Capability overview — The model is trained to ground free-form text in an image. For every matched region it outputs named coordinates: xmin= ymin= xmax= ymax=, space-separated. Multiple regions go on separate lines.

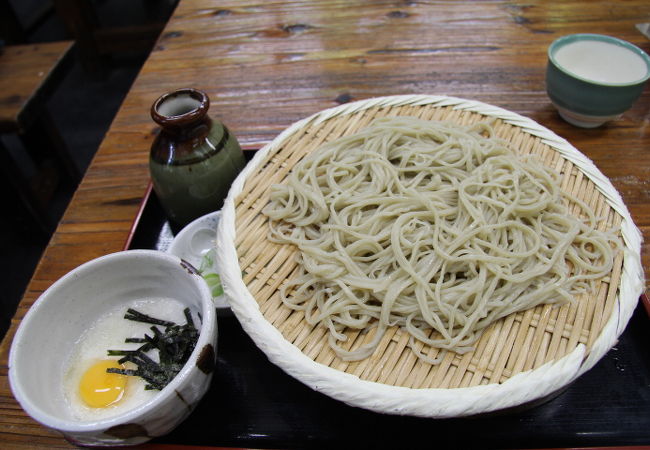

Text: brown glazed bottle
xmin=150 ymin=88 xmax=246 ymax=227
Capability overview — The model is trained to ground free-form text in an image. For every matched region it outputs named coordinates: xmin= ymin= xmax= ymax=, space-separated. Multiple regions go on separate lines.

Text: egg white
xmin=63 ymin=297 xmax=191 ymax=421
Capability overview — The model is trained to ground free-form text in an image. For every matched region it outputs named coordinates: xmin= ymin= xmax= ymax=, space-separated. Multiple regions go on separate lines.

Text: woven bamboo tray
xmin=216 ymin=95 xmax=644 ymax=417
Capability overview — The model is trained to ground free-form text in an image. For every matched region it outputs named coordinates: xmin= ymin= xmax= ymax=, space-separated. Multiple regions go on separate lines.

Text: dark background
xmin=0 ymin=0 xmax=178 ymax=340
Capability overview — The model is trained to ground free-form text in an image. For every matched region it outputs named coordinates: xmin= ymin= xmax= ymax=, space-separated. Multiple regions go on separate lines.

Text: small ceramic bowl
xmin=546 ymin=33 xmax=650 ymax=127
xmin=168 ymin=211 xmax=230 ymax=313
xmin=8 ymin=250 xmax=217 ymax=446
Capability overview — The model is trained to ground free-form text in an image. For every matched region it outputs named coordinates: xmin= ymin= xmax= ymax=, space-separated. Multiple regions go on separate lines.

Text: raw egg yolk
xmin=79 ymin=360 xmax=127 ymax=408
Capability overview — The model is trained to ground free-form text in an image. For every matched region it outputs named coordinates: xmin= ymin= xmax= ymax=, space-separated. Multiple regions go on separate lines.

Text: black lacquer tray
xmin=126 ymin=155 xmax=650 ymax=450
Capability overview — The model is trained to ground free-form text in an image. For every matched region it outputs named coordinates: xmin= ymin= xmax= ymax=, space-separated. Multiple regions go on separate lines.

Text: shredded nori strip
xmin=123 ymin=308 xmax=175 ymax=327
xmin=106 ymin=307 xmax=199 ymax=390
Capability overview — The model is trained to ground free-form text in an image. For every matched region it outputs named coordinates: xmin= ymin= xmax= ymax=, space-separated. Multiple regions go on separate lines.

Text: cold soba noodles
xmin=264 ymin=117 xmax=618 ymax=364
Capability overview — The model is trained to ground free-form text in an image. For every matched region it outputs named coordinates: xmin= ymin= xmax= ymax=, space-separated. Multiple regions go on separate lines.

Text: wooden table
xmin=1 ymin=1 xmax=649 ymax=448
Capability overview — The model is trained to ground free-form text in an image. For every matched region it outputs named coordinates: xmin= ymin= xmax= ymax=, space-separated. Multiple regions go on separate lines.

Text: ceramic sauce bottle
xmin=149 ymin=88 xmax=246 ymax=227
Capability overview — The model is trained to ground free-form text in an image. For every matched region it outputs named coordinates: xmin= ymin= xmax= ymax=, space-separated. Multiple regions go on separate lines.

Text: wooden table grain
xmin=1 ymin=1 xmax=649 ymax=448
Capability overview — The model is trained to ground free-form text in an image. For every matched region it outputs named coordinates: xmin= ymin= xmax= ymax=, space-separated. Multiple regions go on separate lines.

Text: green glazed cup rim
xmin=548 ymin=33 xmax=650 ymax=87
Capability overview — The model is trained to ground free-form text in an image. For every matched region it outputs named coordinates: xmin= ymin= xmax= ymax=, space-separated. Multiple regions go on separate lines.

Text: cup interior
xmin=548 ymin=33 xmax=650 ymax=87
xmin=9 ymin=250 xmax=212 ymax=430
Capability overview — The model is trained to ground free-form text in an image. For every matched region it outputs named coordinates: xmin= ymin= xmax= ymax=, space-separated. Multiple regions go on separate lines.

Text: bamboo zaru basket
xmin=216 ymin=95 xmax=643 ymax=417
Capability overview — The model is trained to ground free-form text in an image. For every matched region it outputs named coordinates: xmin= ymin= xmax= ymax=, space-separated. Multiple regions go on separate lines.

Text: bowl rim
xmin=548 ymin=33 xmax=650 ymax=87
xmin=8 ymin=249 xmax=216 ymax=433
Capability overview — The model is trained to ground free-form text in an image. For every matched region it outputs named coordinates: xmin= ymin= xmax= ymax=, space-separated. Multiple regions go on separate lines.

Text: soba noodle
xmin=263 ymin=117 xmax=618 ymax=363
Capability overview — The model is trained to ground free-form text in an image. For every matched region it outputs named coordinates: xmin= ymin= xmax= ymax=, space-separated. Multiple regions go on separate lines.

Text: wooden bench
xmin=0 ymin=40 xmax=79 ymax=234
